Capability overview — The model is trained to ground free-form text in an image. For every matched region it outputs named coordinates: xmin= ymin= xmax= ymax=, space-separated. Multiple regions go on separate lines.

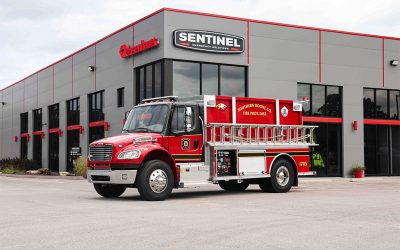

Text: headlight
xmin=117 ymin=150 xmax=141 ymax=159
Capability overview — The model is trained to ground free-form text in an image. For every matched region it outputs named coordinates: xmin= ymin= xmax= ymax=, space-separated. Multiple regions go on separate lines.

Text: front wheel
xmin=137 ymin=160 xmax=174 ymax=201
xmin=94 ymin=184 xmax=126 ymax=198
xmin=259 ymin=158 xmax=294 ymax=193
xmin=218 ymin=180 xmax=249 ymax=191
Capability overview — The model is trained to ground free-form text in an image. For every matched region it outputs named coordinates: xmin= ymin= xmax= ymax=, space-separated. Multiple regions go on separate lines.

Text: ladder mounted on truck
xmin=207 ymin=123 xmax=318 ymax=146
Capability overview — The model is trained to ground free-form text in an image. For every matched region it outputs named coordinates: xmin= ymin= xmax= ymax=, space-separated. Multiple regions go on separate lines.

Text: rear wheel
xmin=218 ymin=180 xmax=249 ymax=191
xmin=259 ymin=158 xmax=294 ymax=193
xmin=137 ymin=160 xmax=174 ymax=201
xmin=94 ymin=184 xmax=126 ymax=198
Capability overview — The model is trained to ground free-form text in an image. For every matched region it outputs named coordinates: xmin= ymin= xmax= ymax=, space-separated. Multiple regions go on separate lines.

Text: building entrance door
xmin=33 ymin=135 xmax=42 ymax=167
xmin=89 ymin=126 xmax=104 ymax=144
xmin=48 ymin=133 xmax=59 ymax=172
xmin=363 ymin=125 xmax=400 ymax=176
xmin=67 ymin=130 xmax=80 ymax=172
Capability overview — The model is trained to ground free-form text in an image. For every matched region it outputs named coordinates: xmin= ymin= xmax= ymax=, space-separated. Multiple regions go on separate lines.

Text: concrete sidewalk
xmin=300 ymin=176 xmax=400 ymax=183
xmin=0 ymin=173 xmax=84 ymax=180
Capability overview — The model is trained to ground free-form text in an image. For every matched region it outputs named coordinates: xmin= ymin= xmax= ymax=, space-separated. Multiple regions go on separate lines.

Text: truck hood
xmin=90 ymin=133 xmax=162 ymax=148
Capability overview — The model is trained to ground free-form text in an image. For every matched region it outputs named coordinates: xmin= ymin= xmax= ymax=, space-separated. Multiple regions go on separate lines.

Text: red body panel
xmin=165 ymin=134 xmax=203 ymax=162
xmin=88 ymin=95 xmax=311 ymax=178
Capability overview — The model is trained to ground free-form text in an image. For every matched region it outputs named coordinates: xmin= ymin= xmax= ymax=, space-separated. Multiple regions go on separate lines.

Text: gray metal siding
xmin=0 ymin=9 xmax=399 ymax=177
xmin=249 ymin=23 xmax=319 ymax=100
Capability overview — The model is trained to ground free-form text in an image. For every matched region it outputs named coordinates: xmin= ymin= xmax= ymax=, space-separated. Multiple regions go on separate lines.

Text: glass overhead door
xmin=392 ymin=127 xmax=400 ymax=175
xmin=308 ymin=123 xmax=342 ymax=176
xmin=48 ymin=104 xmax=60 ymax=172
xmin=364 ymin=125 xmax=400 ymax=176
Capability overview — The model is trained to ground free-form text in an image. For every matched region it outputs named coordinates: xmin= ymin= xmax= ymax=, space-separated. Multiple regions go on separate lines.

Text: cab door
xmin=166 ymin=105 xmax=203 ymax=162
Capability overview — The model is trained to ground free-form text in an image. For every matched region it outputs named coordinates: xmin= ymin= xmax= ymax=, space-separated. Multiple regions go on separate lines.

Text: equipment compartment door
xmin=238 ymin=150 xmax=266 ymax=176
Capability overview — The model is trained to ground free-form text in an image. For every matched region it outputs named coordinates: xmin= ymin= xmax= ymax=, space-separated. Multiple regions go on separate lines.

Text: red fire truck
xmin=87 ymin=95 xmax=317 ymax=201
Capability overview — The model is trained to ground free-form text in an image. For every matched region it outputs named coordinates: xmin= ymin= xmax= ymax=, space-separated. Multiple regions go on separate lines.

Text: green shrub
xmin=0 ymin=167 xmax=16 ymax=174
xmin=74 ymin=157 xmax=88 ymax=178
xmin=0 ymin=158 xmax=39 ymax=171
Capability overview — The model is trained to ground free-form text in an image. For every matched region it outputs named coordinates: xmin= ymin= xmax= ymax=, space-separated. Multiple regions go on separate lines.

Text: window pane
xmin=220 ymin=65 xmax=245 ymax=97
xmin=146 ymin=65 xmax=153 ymax=98
xmin=154 ymin=62 xmax=162 ymax=97
xmin=311 ymin=85 xmax=325 ymax=116
xmin=173 ymin=61 xmax=200 ymax=97
xmin=171 ymin=107 xmax=185 ymax=132
xmin=96 ymin=93 xmax=101 ymax=109
xmin=297 ymin=84 xmax=311 ymax=115
xmin=363 ymin=89 xmax=375 ymax=118
xmin=376 ymin=89 xmax=388 ymax=119
xmin=139 ymin=68 xmax=145 ymax=101
xmin=202 ymin=64 xmax=218 ymax=95
xmin=326 ymin=86 xmax=341 ymax=117
xmin=117 ymin=88 xmax=124 ymax=108
xmin=389 ymin=90 xmax=400 ymax=119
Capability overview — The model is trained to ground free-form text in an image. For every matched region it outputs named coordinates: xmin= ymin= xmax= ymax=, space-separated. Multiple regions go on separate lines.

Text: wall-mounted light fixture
xmin=1 ymin=102 xmax=6 ymax=106
xmin=88 ymin=66 xmax=95 ymax=72
xmin=390 ymin=60 xmax=399 ymax=66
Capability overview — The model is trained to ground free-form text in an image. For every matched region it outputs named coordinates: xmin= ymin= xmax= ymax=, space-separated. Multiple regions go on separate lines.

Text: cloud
xmin=0 ymin=0 xmax=399 ymax=89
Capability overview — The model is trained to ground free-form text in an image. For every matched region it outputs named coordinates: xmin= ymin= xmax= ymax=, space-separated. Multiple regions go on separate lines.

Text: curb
xmin=0 ymin=173 xmax=85 ymax=180
xmin=349 ymin=177 xmax=384 ymax=182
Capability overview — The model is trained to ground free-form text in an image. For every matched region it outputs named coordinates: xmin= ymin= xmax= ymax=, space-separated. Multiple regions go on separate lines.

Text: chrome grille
xmin=89 ymin=145 xmax=113 ymax=161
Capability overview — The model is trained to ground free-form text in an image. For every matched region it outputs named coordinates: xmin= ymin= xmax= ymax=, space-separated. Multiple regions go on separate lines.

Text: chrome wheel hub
xmin=276 ymin=166 xmax=290 ymax=186
xmin=149 ymin=169 xmax=168 ymax=193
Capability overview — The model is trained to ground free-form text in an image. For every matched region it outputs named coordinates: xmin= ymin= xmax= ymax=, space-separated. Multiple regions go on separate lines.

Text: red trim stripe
xmin=20 ymin=133 xmax=30 ymax=138
xmin=382 ymin=38 xmax=385 ymax=87
xmin=267 ymin=148 xmax=309 ymax=153
xmin=0 ymin=8 xmax=166 ymax=92
xmin=89 ymin=121 xmax=110 ymax=131
xmin=303 ymin=116 xmax=342 ymax=123
xmin=3 ymin=7 xmax=400 ymax=93
xmin=163 ymin=8 xmax=400 ymax=40
xmin=319 ymin=31 xmax=322 ymax=83
xmin=364 ymin=119 xmax=400 ymax=126
xmin=247 ymin=21 xmax=250 ymax=65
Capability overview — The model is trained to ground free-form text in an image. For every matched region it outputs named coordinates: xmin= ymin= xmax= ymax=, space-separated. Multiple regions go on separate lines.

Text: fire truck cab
xmin=87 ymin=95 xmax=317 ymax=201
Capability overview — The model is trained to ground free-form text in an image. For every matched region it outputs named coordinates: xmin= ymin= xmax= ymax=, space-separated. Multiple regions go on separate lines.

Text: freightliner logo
xmin=173 ymin=30 xmax=245 ymax=53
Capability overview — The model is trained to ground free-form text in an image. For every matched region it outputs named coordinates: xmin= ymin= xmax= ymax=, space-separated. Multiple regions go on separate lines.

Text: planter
xmin=354 ymin=170 xmax=364 ymax=178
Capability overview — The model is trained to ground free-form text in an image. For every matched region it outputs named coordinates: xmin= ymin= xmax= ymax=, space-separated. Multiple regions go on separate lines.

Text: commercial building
xmin=1 ymin=8 xmax=400 ymax=176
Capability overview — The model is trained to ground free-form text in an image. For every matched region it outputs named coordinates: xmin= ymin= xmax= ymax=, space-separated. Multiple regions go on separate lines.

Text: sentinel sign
xmin=173 ymin=30 xmax=244 ymax=53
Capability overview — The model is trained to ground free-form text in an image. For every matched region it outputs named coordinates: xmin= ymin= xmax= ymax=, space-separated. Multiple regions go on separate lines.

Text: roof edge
xmin=2 ymin=7 xmax=400 ymax=92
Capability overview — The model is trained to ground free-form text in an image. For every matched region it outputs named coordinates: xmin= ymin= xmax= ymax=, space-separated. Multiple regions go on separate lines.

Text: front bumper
xmin=87 ymin=169 xmax=137 ymax=184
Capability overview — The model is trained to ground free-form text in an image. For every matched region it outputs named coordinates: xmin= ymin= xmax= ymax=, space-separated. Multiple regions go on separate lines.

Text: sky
xmin=0 ymin=0 xmax=399 ymax=89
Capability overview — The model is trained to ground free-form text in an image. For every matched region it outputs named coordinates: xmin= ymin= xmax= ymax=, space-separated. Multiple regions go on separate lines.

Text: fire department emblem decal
xmin=181 ymin=138 xmax=191 ymax=150
xmin=281 ymin=106 xmax=289 ymax=117
xmin=216 ymin=103 xmax=227 ymax=111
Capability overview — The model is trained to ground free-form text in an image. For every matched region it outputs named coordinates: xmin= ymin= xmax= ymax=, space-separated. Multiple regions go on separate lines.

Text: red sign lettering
xmin=119 ymin=38 xmax=159 ymax=58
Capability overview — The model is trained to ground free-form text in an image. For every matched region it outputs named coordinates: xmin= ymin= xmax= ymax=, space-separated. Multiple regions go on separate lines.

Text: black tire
xmin=93 ymin=184 xmax=126 ymax=198
xmin=259 ymin=178 xmax=274 ymax=192
xmin=137 ymin=160 xmax=174 ymax=201
xmin=260 ymin=158 xmax=295 ymax=193
xmin=218 ymin=180 xmax=249 ymax=192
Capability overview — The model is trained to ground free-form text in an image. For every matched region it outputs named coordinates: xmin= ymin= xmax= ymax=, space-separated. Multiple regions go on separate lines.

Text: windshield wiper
xmin=132 ymin=127 xmax=152 ymax=132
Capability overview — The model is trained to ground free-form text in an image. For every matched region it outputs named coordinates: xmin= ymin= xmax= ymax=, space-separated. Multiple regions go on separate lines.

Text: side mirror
xmin=125 ymin=111 xmax=131 ymax=120
xmin=184 ymin=107 xmax=192 ymax=132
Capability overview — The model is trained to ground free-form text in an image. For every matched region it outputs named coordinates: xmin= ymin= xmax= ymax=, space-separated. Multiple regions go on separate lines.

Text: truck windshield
xmin=122 ymin=104 xmax=169 ymax=133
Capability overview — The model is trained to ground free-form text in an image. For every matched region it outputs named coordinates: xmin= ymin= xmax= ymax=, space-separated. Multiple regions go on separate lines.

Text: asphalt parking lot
xmin=1 ymin=175 xmax=400 ymax=250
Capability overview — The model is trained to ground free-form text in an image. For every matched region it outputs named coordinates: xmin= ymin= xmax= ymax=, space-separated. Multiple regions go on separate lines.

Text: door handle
xmin=194 ymin=139 xmax=199 ymax=149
